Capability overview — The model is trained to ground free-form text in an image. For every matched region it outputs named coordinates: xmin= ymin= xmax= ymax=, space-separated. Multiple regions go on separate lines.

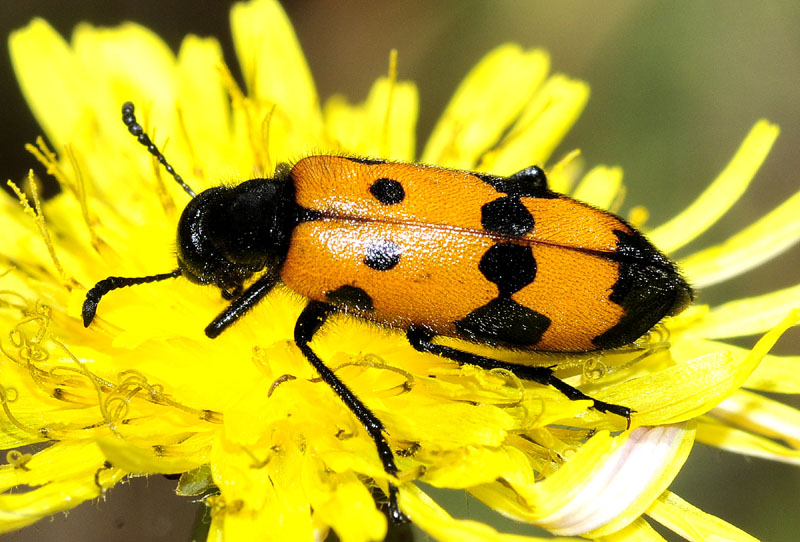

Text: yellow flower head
xmin=3 ymin=1 xmax=799 ymax=541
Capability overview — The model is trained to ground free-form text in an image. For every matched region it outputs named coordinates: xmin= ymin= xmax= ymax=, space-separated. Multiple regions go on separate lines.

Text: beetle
xmin=83 ymin=102 xmax=693 ymax=520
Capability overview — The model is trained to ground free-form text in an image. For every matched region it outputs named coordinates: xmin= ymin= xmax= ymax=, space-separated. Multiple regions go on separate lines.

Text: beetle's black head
xmin=176 ymin=178 xmax=297 ymax=296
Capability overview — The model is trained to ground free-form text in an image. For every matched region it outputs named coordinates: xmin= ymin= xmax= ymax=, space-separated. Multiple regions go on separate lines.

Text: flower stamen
xmin=24 ymin=137 xmax=73 ymax=192
xmin=7 ymin=176 xmax=73 ymax=289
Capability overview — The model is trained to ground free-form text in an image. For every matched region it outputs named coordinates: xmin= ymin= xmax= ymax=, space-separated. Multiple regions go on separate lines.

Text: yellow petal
xmin=480 ymin=74 xmax=589 ymax=175
xmin=324 ymin=76 xmax=419 ymax=161
xmin=96 ymin=436 xmax=208 ymax=473
xmin=208 ymin=514 xmax=225 ymax=542
xmin=623 ymin=310 xmax=800 ymax=425
xmin=399 ymin=484 xmax=571 ymax=542
xmin=648 ymin=120 xmax=779 ymax=254
xmin=546 ymin=149 xmax=583 ymax=194
xmin=682 ymin=284 xmax=800 ymax=339
xmin=696 ymin=416 xmax=800 ymax=465
xmin=745 ymin=352 xmax=800 ymax=393
xmin=230 ymin=0 xmax=321 ymax=153
xmin=0 ymin=441 xmax=124 ymax=534
xmin=9 ymin=19 xmax=88 ymax=149
xmin=422 ymin=45 xmax=550 ymax=170
xmin=307 ymin=470 xmax=386 ymax=542
xmin=72 ymin=22 xmax=178 ymax=132
xmin=571 ymin=165 xmax=623 ymax=210
xmin=596 ymin=517 xmax=669 ymax=542
xmin=210 ymin=435 xmax=316 ymax=541
xmin=679 ymin=183 xmax=800 ymax=288
xmin=176 ymin=35 xmax=238 ymax=188
xmin=421 ymin=445 xmax=532 ymax=489
xmin=667 ymin=338 xmax=800 ymax=394
xmin=646 ymin=491 xmax=759 ymax=542
xmin=711 ymin=388 xmax=800 ymax=449
xmin=384 ymin=401 xmax=515 ymax=448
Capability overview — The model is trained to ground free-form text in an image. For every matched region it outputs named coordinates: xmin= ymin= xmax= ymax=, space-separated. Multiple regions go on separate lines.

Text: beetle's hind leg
xmin=294 ymin=301 xmax=408 ymax=523
xmin=406 ymin=326 xmax=632 ymax=426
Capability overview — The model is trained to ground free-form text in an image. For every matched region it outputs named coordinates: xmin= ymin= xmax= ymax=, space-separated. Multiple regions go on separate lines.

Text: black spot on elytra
xmin=455 ymin=297 xmax=551 ymax=346
xmin=476 ymin=165 xmax=557 ymax=236
xmin=478 ymin=243 xmax=536 ymax=296
xmin=453 ymin=241 xmax=549 ymax=346
xmin=473 ymin=165 xmax=556 ymax=199
xmin=369 ymin=178 xmax=405 ymax=205
xmin=345 ymin=156 xmax=386 ymax=166
xmin=325 ymin=285 xmax=374 ymax=312
xmin=592 ymin=230 xmax=693 ymax=349
xmin=364 ymin=240 xmax=402 ymax=271
xmin=481 ymin=197 xmax=535 ymax=236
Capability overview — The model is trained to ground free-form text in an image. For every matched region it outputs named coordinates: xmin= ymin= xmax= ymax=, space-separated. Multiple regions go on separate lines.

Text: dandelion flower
xmin=3 ymin=1 xmax=800 ymax=541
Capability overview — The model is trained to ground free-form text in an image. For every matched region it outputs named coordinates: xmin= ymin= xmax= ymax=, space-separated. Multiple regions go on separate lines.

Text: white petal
xmin=539 ymin=424 xmax=693 ymax=536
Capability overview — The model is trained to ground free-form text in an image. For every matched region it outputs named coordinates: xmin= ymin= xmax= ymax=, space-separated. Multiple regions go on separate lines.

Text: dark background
xmin=2 ymin=2 xmax=800 ymax=541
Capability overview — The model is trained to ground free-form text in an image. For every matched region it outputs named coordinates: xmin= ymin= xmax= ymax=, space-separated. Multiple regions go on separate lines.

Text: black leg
xmin=406 ymin=326 xmax=632 ymax=424
xmin=205 ymin=272 xmax=279 ymax=338
xmin=294 ymin=301 xmax=408 ymax=523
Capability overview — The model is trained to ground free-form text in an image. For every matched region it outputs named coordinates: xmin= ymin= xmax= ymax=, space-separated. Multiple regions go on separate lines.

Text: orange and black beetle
xmin=83 ymin=102 xmax=693 ymax=519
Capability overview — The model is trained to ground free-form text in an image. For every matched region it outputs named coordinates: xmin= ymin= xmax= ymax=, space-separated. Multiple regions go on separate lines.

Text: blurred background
xmin=1 ymin=1 xmax=799 ymax=541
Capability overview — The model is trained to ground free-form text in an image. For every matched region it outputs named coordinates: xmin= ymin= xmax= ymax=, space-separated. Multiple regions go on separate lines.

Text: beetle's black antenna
xmin=82 ymin=270 xmax=182 ymax=327
xmin=121 ymin=102 xmax=197 ymax=198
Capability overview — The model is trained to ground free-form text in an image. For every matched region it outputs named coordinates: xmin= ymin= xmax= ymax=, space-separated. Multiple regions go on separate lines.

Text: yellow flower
xmin=2 ymin=1 xmax=798 ymax=541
